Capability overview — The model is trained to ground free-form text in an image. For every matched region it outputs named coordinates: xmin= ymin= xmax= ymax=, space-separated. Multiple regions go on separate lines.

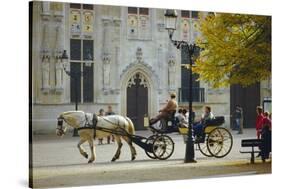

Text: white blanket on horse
xmin=60 ymin=111 xmax=132 ymax=132
xmin=82 ymin=112 xmax=130 ymax=132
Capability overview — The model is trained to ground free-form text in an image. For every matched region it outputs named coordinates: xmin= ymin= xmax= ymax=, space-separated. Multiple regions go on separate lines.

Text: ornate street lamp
xmin=165 ymin=9 xmax=197 ymax=163
xmin=61 ymin=50 xmax=69 ymax=72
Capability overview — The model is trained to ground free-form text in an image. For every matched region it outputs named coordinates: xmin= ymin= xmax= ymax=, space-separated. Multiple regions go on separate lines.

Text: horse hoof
xmin=131 ymin=156 xmax=136 ymax=161
xmin=83 ymin=153 xmax=88 ymax=159
xmin=88 ymin=160 xmax=93 ymax=163
xmin=111 ymin=158 xmax=116 ymax=162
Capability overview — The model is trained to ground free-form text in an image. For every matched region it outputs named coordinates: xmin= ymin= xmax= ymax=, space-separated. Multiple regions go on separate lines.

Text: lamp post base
xmin=184 ymin=159 xmax=197 ymax=163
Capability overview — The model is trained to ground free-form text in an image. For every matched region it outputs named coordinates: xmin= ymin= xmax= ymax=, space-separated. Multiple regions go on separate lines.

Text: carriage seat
xmin=205 ymin=116 xmax=225 ymax=127
xmin=165 ymin=111 xmax=178 ymax=130
xmin=166 ymin=110 xmax=177 ymax=121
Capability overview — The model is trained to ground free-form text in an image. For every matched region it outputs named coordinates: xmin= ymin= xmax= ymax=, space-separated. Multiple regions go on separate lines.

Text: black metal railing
xmin=178 ymin=87 xmax=205 ymax=103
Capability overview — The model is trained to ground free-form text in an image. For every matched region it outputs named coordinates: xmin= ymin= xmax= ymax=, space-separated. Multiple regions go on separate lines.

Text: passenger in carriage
xmin=149 ymin=93 xmax=178 ymax=125
xmin=176 ymin=108 xmax=188 ymax=128
xmin=193 ymin=106 xmax=215 ymax=142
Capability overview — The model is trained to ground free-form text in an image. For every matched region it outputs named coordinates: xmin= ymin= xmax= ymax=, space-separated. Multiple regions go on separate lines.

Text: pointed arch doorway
xmin=126 ymin=73 xmax=148 ymax=130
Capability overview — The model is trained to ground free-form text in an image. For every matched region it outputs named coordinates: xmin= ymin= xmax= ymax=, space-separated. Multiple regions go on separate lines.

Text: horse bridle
xmin=56 ymin=116 xmax=65 ymax=134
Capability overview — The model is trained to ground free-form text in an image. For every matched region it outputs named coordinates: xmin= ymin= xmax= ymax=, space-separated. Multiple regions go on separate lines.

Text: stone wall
xmin=31 ymin=2 xmax=268 ymax=134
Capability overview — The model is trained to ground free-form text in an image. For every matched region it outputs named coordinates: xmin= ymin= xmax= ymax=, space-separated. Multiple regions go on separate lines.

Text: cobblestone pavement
xmin=30 ymin=128 xmax=272 ymax=188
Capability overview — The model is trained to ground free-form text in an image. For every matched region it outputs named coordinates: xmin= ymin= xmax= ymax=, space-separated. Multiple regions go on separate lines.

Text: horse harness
xmin=75 ymin=113 xmax=98 ymax=139
xmin=76 ymin=113 xmax=127 ymax=138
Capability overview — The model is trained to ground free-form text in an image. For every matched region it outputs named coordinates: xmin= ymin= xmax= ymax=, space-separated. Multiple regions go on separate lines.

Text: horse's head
xmin=56 ymin=114 xmax=66 ymax=137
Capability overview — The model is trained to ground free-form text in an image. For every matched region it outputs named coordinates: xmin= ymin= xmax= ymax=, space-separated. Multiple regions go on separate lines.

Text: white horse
xmin=56 ymin=111 xmax=137 ymax=163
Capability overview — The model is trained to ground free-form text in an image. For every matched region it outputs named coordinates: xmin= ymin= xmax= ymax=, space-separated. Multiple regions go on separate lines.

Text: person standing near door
xmin=238 ymin=106 xmax=244 ymax=134
xmin=233 ymin=105 xmax=243 ymax=134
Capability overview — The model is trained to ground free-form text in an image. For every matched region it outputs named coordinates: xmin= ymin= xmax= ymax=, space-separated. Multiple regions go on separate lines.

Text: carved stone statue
xmin=167 ymin=41 xmax=176 ymax=90
xmin=168 ymin=59 xmax=176 ymax=90
xmin=41 ymin=57 xmax=50 ymax=93
xmin=103 ymin=54 xmax=111 ymax=89
xmin=41 ymin=22 xmax=51 ymax=93
xmin=102 ymin=18 xmax=112 ymax=92
xmin=157 ymin=46 xmax=164 ymax=90
xmin=55 ymin=25 xmax=64 ymax=92
xmin=55 ymin=60 xmax=63 ymax=92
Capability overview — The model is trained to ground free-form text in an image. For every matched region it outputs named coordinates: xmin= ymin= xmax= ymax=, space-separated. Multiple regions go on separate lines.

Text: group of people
xmin=99 ymin=94 xmax=271 ymax=155
xmin=97 ymin=105 xmax=115 ymax=145
xmin=176 ymin=106 xmax=214 ymax=142
xmin=255 ymin=106 xmax=272 ymax=159
xmin=149 ymin=93 xmax=215 ymax=141
xmin=255 ymin=106 xmax=272 ymax=139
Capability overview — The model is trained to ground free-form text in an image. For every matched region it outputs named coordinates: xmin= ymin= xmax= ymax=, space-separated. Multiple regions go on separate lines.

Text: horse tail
xmin=125 ymin=117 xmax=135 ymax=135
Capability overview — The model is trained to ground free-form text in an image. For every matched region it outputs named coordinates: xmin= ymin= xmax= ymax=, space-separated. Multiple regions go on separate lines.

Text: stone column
xmin=41 ymin=55 xmax=51 ymax=94
xmin=102 ymin=18 xmax=112 ymax=92
xmin=54 ymin=24 xmax=64 ymax=93
xmin=51 ymin=3 xmax=64 ymax=93
xmin=113 ymin=19 xmax=121 ymax=94
xmin=40 ymin=9 xmax=51 ymax=94
xmin=157 ymin=45 xmax=164 ymax=92
xmin=168 ymin=59 xmax=176 ymax=90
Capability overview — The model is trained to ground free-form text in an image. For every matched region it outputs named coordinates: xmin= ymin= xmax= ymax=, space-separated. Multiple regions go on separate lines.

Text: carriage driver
xmin=149 ymin=92 xmax=178 ymax=125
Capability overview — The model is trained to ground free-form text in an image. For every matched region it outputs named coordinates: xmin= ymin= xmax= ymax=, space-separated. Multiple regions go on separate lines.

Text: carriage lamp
xmin=61 ymin=50 xmax=70 ymax=73
xmin=165 ymin=9 xmax=197 ymax=163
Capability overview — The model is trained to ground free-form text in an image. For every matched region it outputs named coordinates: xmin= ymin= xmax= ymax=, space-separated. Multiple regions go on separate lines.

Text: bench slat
xmin=240 ymin=151 xmax=260 ymax=154
xmin=241 ymin=139 xmax=262 ymax=147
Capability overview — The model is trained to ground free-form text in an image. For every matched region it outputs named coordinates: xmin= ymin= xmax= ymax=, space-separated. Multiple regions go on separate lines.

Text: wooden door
xmin=230 ymin=83 xmax=260 ymax=128
xmin=127 ymin=73 xmax=148 ymax=130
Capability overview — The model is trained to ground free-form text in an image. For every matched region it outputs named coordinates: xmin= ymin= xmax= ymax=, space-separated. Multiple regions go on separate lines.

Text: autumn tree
xmin=193 ymin=13 xmax=271 ymax=88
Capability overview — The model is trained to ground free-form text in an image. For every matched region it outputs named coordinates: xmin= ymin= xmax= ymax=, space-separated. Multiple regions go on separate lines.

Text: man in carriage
xmin=149 ymin=92 xmax=178 ymax=126
xmin=193 ymin=106 xmax=215 ymax=142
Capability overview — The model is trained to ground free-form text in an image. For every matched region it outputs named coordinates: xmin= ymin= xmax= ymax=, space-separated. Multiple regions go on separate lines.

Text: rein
xmin=56 ymin=118 xmax=65 ymax=134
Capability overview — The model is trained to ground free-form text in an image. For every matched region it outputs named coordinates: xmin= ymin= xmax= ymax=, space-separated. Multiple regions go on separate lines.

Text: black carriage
xmin=93 ymin=125 xmax=175 ymax=161
xmin=151 ymin=115 xmax=233 ymax=158
xmin=93 ymin=114 xmax=232 ymax=160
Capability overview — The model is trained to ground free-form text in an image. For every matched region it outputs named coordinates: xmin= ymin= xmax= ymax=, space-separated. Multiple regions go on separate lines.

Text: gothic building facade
xmin=31 ymin=2 xmax=271 ymax=134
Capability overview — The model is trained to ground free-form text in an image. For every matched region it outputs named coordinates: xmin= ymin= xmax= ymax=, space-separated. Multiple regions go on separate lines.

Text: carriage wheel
xmin=198 ymin=139 xmax=213 ymax=157
xmin=145 ymin=135 xmax=157 ymax=159
xmin=206 ymin=127 xmax=233 ymax=158
xmin=152 ymin=135 xmax=174 ymax=160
